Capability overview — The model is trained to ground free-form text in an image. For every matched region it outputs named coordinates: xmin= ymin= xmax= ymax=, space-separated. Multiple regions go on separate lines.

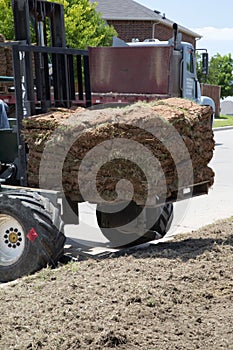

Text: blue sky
xmin=136 ymin=0 xmax=233 ymax=57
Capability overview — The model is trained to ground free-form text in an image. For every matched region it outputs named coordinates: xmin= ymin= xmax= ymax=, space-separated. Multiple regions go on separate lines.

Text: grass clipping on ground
xmin=0 ymin=217 xmax=232 ymax=349
xmin=23 ymin=98 xmax=215 ymax=204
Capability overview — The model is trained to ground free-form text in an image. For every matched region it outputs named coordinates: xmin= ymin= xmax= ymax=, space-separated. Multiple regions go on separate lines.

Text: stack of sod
xmin=23 ymin=98 xmax=215 ymax=205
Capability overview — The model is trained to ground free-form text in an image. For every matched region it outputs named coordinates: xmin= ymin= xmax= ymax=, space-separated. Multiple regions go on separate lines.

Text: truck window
xmin=186 ymin=48 xmax=194 ymax=73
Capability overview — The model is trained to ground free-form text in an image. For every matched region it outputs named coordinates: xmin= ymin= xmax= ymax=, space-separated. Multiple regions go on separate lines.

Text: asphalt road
xmin=64 ymin=128 xmax=233 ymax=253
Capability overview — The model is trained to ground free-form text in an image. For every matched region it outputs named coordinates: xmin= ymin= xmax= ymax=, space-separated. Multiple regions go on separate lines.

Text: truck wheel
xmin=0 ymin=190 xmax=65 ymax=282
xmin=96 ymin=202 xmax=173 ymax=248
xmin=150 ymin=203 xmax=173 ymax=236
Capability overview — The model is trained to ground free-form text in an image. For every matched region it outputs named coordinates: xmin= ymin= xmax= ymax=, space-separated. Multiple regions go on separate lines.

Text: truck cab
xmin=175 ymin=42 xmax=215 ymax=114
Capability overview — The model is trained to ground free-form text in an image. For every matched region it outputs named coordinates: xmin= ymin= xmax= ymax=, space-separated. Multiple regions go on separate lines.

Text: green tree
xmin=51 ymin=0 xmax=117 ymax=49
xmin=196 ymin=52 xmax=233 ymax=99
xmin=0 ymin=0 xmax=14 ymax=40
xmin=208 ymin=54 xmax=233 ymax=98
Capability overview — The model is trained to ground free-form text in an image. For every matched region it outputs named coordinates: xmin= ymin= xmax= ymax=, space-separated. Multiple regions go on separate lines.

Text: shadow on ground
xmin=62 ymin=226 xmax=232 ymax=264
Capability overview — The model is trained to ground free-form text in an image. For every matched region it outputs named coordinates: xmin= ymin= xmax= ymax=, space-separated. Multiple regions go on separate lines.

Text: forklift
xmin=0 ymin=0 xmax=183 ymax=282
xmin=0 ymin=0 xmax=91 ymax=282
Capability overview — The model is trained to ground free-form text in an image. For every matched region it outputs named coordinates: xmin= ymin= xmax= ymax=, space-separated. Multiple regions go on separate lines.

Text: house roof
xmin=89 ymin=0 xmax=201 ymax=39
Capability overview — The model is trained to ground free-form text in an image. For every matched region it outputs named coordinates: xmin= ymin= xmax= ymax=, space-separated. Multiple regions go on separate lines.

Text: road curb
xmin=213 ymin=126 xmax=233 ymax=132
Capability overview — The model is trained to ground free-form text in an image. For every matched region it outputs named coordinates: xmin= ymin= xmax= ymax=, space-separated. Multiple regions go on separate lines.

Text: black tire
xmin=0 ymin=190 xmax=65 ymax=282
xmin=96 ymin=202 xmax=173 ymax=248
xmin=151 ymin=203 xmax=173 ymax=236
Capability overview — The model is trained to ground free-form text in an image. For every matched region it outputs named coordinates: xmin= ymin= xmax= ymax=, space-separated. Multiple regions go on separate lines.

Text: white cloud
xmin=190 ymin=27 xmax=233 ymax=57
xmin=191 ymin=27 xmax=233 ymax=41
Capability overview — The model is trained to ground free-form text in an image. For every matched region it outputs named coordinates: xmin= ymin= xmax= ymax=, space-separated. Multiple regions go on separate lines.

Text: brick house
xmin=89 ymin=0 xmax=201 ymax=47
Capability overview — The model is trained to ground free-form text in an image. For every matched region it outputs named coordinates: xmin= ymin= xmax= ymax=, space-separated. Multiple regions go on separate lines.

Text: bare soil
xmin=0 ymin=218 xmax=232 ymax=350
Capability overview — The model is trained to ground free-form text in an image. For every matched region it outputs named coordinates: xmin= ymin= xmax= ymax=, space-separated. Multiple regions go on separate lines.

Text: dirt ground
xmin=0 ymin=218 xmax=232 ymax=350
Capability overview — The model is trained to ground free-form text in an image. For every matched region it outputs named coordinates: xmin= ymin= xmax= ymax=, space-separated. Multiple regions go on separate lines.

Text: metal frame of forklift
xmin=0 ymin=0 xmax=91 ymax=189
xmin=0 ymin=1 xmax=92 ymax=228
xmin=12 ymin=43 xmax=91 ymax=186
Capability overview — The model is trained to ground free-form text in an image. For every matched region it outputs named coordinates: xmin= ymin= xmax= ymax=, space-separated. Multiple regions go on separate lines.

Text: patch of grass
xmin=64 ymin=260 xmax=79 ymax=273
xmin=214 ymin=114 xmax=233 ymax=127
xmin=146 ymin=297 xmax=157 ymax=307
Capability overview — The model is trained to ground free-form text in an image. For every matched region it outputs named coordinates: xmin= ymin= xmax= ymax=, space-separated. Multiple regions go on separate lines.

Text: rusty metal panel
xmin=89 ymin=46 xmax=172 ymax=94
xmin=201 ymin=83 xmax=221 ymax=117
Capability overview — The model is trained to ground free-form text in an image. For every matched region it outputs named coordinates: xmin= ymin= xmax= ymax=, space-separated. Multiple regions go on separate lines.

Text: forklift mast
xmin=12 ymin=0 xmax=66 ymax=46
xmin=10 ymin=0 xmax=91 ymax=186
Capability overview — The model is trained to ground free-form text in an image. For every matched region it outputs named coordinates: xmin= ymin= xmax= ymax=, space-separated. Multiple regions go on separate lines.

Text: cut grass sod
xmin=214 ymin=114 xmax=233 ymax=127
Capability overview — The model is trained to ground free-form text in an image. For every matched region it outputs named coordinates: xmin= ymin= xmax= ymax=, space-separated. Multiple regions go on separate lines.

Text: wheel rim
xmin=0 ymin=214 xmax=25 ymax=266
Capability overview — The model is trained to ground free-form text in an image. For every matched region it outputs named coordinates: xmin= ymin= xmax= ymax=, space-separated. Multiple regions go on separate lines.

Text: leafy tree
xmin=0 ymin=0 xmax=14 ymax=40
xmin=208 ymin=54 xmax=233 ymax=98
xmin=51 ymin=0 xmax=117 ymax=49
xmin=196 ymin=52 xmax=233 ymax=99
